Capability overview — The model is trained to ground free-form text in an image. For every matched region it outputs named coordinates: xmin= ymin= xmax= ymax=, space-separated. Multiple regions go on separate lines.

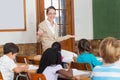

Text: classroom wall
xmin=0 ymin=0 xmax=36 ymax=45
xmin=0 ymin=0 xmax=93 ymax=44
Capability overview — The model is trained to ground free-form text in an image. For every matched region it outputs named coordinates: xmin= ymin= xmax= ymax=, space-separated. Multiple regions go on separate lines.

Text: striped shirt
xmin=91 ymin=61 xmax=120 ymax=80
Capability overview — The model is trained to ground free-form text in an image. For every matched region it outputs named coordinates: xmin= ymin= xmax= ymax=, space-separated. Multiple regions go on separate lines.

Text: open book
xmin=28 ymin=65 xmax=38 ymax=70
xmin=72 ymin=68 xmax=91 ymax=76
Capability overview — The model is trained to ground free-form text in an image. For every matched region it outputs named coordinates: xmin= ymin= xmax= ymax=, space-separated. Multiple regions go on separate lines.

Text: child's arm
xmin=57 ymin=69 xmax=73 ymax=79
xmin=13 ymin=64 xmax=29 ymax=73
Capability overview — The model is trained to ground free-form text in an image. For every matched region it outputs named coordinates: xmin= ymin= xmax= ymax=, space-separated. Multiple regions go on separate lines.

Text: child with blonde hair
xmin=91 ymin=37 xmax=120 ymax=80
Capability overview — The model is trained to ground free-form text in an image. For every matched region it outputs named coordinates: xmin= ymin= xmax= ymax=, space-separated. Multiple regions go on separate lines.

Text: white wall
xmin=0 ymin=0 xmax=36 ymax=45
xmin=74 ymin=0 xmax=93 ymax=40
xmin=0 ymin=0 xmax=93 ymax=44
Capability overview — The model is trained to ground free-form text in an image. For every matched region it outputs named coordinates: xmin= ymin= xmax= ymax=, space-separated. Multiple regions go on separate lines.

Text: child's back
xmin=91 ymin=37 xmax=120 ymax=80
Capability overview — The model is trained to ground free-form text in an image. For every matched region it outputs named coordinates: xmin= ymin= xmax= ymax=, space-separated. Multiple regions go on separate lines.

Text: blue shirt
xmin=76 ymin=52 xmax=103 ymax=69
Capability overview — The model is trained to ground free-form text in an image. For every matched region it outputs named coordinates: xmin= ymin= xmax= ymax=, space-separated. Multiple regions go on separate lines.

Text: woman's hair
xmin=46 ymin=6 xmax=56 ymax=14
xmin=37 ymin=48 xmax=62 ymax=73
xmin=51 ymin=42 xmax=61 ymax=53
xmin=3 ymin=42 xmax=19 ymax=54
xmin=78 ymin=39 xmax=91 ymax=53
xmin=99 ymin=37 xmax=120 ymax=63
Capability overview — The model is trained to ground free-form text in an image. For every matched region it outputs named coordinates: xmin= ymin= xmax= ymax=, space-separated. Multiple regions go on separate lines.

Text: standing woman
xmin=37 ymin=6 xmax=75 ymax=51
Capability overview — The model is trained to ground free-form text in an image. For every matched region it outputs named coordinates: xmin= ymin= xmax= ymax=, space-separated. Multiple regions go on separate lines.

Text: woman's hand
xmin=70 ymin=35 xmax=75 ymax=38
xmin=37 ymin=29 xmax=43 ymax=42
xmin=37 ymin=29 xmax=43 ymax=36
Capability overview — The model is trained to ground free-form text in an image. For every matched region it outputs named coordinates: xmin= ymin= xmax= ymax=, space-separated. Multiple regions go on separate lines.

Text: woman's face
xmin=47 ymin=9 xmax=56 ymax=22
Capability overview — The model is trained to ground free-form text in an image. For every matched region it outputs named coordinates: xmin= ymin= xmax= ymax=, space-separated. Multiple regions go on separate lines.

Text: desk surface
xmin=16 ymin=63 xmax=91 ymax=80
xmin=16 ymin=63 xmax=38 ymax=73
xmin=73 ymin=75 xmax=90 ymax=80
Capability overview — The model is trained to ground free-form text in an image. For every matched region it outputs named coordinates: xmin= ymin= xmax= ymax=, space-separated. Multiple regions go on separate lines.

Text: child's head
xmin=37 ymin=48 xmax=62 ymax=73
xmin=3 ymin=42 xmax=19 ymax=59
xmin=51 ymin=42 xmax=61 ymax=53
xmin=78 ymin=39 xmax=91 ymax=53
xmin=99 ymin=37 xmax=120 ymax=63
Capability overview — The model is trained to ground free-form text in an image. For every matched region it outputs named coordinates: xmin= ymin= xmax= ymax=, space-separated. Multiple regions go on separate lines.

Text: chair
xmin=28 ymin=55 xmax=41 ymax=65
xmin=28 ymin=73 xmax=46 ymax=80
xmin=70 ymin=62 xmax=92 ymax=71
xmin=16 ymin=56 xmax=30 ymax=63
xmin=15 ymin=56 xmax=30 ymax=80
xmin=32 ymin=60 xmax=40 ymax=65
xmin=31 ymin=55 xmax=41 ymax=65
xmin=0 ymin=72 xmax=3 ymax=80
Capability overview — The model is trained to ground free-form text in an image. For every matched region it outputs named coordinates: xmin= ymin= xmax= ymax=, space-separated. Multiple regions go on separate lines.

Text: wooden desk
xmin=16 ymin=63 xmax=38 ymax=74
xmin=72 ymin=75 xmax=90 ymax=80
xmin=16 ymin=55 xmax=41 ymax=65
xmin=16 ymin=63 xmax=91 ymax=80
xmin=71 ymin=69 xmax=91 ymax=80
xmin=15 ymin=63 xmax=39 ymax=80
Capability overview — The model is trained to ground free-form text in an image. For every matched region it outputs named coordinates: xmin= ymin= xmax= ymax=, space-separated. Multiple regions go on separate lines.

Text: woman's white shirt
xmin=46 ymin=19 xmax=55 ymax=35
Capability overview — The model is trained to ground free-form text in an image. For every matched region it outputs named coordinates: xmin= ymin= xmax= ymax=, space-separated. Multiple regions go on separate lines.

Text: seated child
xmin=0 ymin=42 xmax=28 ymax=80
xmin=76 ymin=39 xmax=103 ymax=69
xmin=52 ymin=42 xmax=77 ymax=63
xmin=91 ymin=37 xmax=120 ymax=80
xmin=37 ymin=48 xmax=73 ymax=80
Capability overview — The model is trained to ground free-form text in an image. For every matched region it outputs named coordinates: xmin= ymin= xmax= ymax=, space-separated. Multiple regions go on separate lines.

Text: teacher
xmin=37 ymin=6 xmax=75 ymax=52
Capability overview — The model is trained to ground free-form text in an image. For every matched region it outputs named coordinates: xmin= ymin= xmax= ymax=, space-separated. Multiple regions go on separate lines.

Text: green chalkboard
xmin=93 ymin=0 xmax=120 ymax=39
